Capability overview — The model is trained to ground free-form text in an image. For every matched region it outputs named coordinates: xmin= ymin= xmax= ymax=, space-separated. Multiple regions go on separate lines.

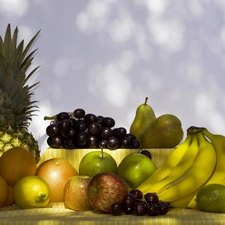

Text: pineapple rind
xmin=0 ymin=141 xmax=4 ymax=152
xmin=0 ymin=132 xmax=12 ymax=143
xmin=10 ymin=137 xmax=21 ymax=147
xmin=0 ymin=130 xmax=40 ymax=162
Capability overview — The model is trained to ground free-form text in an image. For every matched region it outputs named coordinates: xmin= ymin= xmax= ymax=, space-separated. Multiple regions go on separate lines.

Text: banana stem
xmin=187 ymin=126 xmax=205 ymax=134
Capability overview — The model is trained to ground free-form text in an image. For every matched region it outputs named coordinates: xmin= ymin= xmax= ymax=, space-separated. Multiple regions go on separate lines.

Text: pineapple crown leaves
xmin=0 ymin=24 xmax=41 ymax=130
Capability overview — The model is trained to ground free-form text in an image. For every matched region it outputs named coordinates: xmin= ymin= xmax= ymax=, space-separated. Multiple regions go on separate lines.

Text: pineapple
xmin=0 ymin=24 xmax=41 ymax=162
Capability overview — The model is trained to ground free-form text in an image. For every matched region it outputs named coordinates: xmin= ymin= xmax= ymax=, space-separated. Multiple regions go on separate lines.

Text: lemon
xmin=14 ymin=175 xmax=51 ymax=209
xmin=196 ymin=184 xmax=225 ymax=213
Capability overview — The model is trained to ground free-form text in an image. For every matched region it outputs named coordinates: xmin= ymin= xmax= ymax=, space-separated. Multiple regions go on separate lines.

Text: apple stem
xmin=101 ymin=148 xmax=104 ymax=158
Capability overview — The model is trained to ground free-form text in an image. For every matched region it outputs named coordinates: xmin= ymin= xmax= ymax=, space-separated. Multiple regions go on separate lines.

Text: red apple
xmin=87 ymin=172 xmax=129 ymax=213
xmin=64 ymin=175 xmax=92 ymax=211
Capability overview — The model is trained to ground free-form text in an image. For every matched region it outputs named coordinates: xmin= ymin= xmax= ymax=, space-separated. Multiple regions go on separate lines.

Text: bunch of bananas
xmin=137 ymin=126 xmax=225 ymax=209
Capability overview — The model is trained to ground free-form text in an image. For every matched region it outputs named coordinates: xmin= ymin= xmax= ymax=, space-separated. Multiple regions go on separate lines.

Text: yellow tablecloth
xmin=37 ymin=148 xmax=175 ymax=169
xmin=0 ymin=203 xmax=225 ymax=225
xmin=2 ymin=148 xmax=224 ymax=224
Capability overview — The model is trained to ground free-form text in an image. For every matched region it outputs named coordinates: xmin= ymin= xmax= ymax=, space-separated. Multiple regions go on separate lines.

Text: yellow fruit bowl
xmin=38 ymin=148 xmax=174 ymax=171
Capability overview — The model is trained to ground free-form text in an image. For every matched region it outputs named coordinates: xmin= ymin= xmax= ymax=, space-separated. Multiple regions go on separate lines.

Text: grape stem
xmin=44 ymin=115 xmax=57 ymax=121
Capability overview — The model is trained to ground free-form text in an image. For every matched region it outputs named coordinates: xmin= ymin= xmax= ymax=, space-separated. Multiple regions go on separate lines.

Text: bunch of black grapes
xmin=110 ymin=189 xmax=169 ymax=216
xmin=45 ymin=108 xmax=141 ymax=150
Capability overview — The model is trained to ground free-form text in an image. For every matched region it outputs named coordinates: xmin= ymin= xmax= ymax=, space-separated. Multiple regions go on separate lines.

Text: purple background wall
xmin=1 ymin=0 xmax=225 ymax=151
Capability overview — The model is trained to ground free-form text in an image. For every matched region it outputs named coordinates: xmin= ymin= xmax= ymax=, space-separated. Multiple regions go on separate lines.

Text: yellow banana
xmin=187 ymin=195 xmax=199 ymax=210
xmin=145 ymin=134 xmax=199 ymax=193
xmin=156 ymin=131 xmax=217 ymax=203
xmin=217 ymin=177 xmax=225 ymax=186
xmin=137 ymin=133 xmax=192 ymax=193
xmin=188 ymin=129 xmax=225 ymax=209
xmin=169 ymin=189 xmax=199 ymax=208
xmin=169 ymin=185 xmax=204 ymax=208
xmin=201 ymin=129 xmax=225 ymax=184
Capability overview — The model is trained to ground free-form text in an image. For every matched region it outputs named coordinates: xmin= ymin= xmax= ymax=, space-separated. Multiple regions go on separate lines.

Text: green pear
xmin=140 ymin=114 xmax=183 ymax=148
xmin=130 ymin=97 xmax=156 ymax=141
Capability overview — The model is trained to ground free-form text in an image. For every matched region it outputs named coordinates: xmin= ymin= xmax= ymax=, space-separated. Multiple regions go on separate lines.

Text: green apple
xmin=116 ymin=152 xmax=157 ymax=189
xmin=79 ymin=150 xmax=117 ymax=177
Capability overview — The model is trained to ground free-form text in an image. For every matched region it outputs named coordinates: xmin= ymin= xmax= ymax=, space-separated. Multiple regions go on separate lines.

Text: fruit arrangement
xmin=130 ymin=98 xmax=184 ymax=148
xmin=76 ymin=148 xmax=156 ymax=189
xmin=137 ymin=126 xmax=225 ymax=212
xmin=0 ymin=147 xmax=48 ymax=208
xmin=45 ymin=110 xmax=140 ymax=150
xmin=2 ymin=23 xmax=225 ymax=218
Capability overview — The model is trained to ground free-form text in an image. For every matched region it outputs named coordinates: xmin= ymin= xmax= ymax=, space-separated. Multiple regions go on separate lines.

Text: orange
xmin=5 ymin=185 xmax=14 ymax=206
xmin=0 ymin=176 xmax=8 ymax=207
xmin=36 ymin=158 xmax=78 ymax=202
xmin=0 ymin=147 xmax=36 ymax=186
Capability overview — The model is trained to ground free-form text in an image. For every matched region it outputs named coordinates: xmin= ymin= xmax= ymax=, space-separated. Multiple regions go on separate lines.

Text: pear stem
xmin=144 ymin=97 xmax=148 ymax=105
